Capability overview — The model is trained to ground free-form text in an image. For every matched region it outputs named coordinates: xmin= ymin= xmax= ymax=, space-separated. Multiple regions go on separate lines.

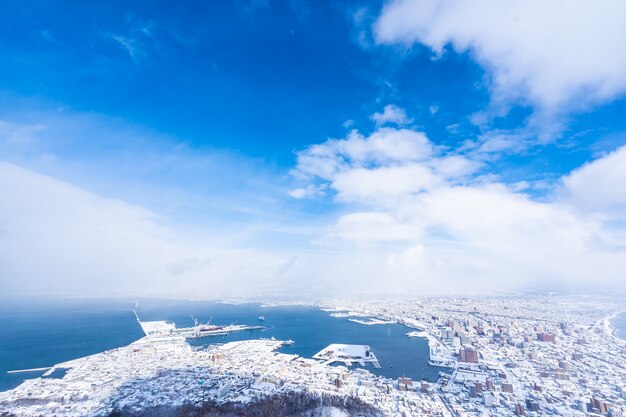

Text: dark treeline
xmin=105 ymin=391 xmax=384 ymax=417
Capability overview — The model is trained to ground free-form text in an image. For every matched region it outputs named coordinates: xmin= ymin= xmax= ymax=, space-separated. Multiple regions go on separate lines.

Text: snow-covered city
xmin=1 ymin=295 xmax=624 ymax=417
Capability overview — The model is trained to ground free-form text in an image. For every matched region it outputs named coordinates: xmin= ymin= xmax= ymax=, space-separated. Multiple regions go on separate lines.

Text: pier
xmin=7 ymin=367 xmax=52 ymax=374
xmin=313 ymin=344 xmax=381 ymax=368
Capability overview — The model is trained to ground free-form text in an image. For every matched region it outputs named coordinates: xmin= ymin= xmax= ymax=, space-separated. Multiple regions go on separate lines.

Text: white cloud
xmin=0 ymin=163 xmax=298 ymax=298
xmin=334 ymin=212 xmax=421 ymax=243
xmin=342 ymin=119 xmax=355 ymax=129
xmin=3 ymin=104 xmax=626 ymax=297
xmin=104 ymin=18 xmax=158 ymax=64
xmin=333 ymin=164 xmax=441 ymax=204
xmin=3 ymin=138 xmax=626 ymax=297
xmin=560 ymin=144 xmax=626 ymax=215
xmin=0 ymin=161 xmax=442 ymax=298
xmin=387 ymin=243 xmax=425 ymax=268
xmin=291 ymin=127 xmax=435 ymax=192
xmin=292 ymin=119 xmax=482 ymax=205
xmin=288 ymin=184 xmax=325 ymax=199
xmin=0 ymin=109 xmax=291 ymax=239
xmin=108 ymin=34 xmax=145 ymax=63
xmin=430 ymin=155 xmax=483 ymax=179
xmin=371 ymin=104 xmax=413 ymax=126
xmin=374 ymin=0 xmax=626 ymax=118
xmin=0 ymin=120 xmax=46 ymax=149
xmin=291 ymin=123 xmax=626 ymax=293
xmin=473 ymin=130 xmax=530 ymax=155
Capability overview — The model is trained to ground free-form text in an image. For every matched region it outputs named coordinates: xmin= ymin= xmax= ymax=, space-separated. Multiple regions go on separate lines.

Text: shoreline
xmin=336 ymin=308 xmax=455 ymax=370
xmin=600 ymin=309 xmax=626 ymax=343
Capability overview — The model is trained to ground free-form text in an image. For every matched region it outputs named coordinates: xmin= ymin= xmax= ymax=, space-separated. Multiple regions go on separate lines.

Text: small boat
xmin=258 ymin=315 xmax=265 ymax=321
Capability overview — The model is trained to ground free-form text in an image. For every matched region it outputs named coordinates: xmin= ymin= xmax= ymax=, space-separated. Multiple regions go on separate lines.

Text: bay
xmin=0 ymin=298 xmax=441 ymax=392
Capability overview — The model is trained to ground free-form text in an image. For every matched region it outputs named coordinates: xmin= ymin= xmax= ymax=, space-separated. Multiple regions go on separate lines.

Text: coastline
xmin=335 ymin=307 xmax=456 ymax=369
xmin=601 ymin=309 xmax=626 ymax=343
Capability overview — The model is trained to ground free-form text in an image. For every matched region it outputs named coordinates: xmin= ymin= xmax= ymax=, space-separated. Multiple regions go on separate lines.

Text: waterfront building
xmin=459 ymin=347 xmax=479 ymax=363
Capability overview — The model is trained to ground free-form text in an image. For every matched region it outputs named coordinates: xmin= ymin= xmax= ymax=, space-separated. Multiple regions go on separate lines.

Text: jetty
xmin=313 ymin=344 xmax=381 ymax=368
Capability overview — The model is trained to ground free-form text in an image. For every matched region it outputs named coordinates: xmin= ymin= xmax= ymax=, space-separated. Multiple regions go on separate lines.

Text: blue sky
xmin=2 ymin=0 xmax=626 ymax=298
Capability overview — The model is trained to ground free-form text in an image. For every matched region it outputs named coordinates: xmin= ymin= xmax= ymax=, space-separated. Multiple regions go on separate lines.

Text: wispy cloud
xmin=0 ymin=102 xmax=297 ymax=243
xmin=107 ymin=34 xmax=145 ymax=63
xmin=104 ymin=17 xmax=159 ymax=64
xmin=0 ymin=120 xmax=46 ymax=149
xmin=0 ymin=162 xmax=300 ymax=298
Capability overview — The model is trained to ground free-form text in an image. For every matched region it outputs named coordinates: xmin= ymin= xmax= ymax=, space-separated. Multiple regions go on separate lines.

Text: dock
xmin=7 ymin=367 xmax=52 ymax=374
xmin=313 ymin=344 xmax=381 ymax=368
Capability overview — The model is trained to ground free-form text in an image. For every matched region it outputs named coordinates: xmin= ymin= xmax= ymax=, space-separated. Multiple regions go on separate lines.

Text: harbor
xmin=0 ymin=300 xmax=440 ymax=393
xmin=2 ymin=296 xmax=626 ymax=417
xmin=134 ymin=310 xmax=265 ymax=340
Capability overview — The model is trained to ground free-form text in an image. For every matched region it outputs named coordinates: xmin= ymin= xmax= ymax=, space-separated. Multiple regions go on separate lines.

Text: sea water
xmin=0 ymin=298 xmax=442 ymax=392
xmin=612 ymin=310 xmax=626 ymax=341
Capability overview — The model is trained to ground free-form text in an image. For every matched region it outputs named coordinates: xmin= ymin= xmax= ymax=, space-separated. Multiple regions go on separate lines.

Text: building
xmin=537 ymin=333 xmax=556 ymax=343
xmin=526 ymin=399 xmax=540 ymax=412
xmin=474 ymin=382 xmax=483 ymax=394
xmin=398 ymin=377 xmax=412 ymax=391
xmin=589 ymin=397 xmax=608 ymax=414
xmin=216 ymin=382 xmax=230 ymax=398
xmin=459 ymin=347 xmax=479 ymax=363
xmin=486 ymin=379 xmax=494 ymax=391
xmin=441 ymin=328 xmax=455 ymax=340
xmin=452 ymin=337 xmax=462 ymax=348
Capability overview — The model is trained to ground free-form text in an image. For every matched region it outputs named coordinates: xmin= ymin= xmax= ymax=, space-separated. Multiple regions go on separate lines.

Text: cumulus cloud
xmin=292 ymin=114 xmax=483 ymax=206
xmin=290 ymin=117 xmax=626 ymax=293
xmin=371 ymin=104 xmax=413 ymax=126
xmin=4 ymin=101 xmax=626 ymax=297
xmin=560 ymin=145 xmax=626 ymax=215
xmin=374 ymin=0 xmax=626 ymax=121
xmin=294 ymin=128 xmax=434 ymax=181
xmin=332 ymin=164 xmax=442 ymax=204
xmin=3 ymin=134 xmax=626 ymax=297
